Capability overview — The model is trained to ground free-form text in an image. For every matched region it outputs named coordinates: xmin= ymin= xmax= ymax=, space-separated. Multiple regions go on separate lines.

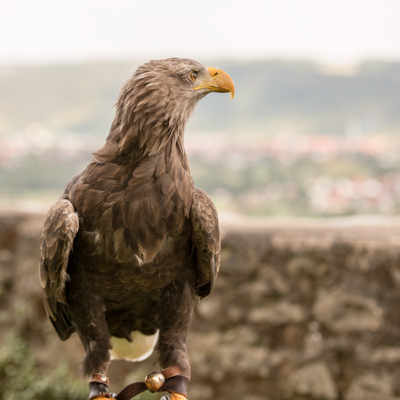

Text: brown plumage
xmin=39 ymin=58 xmax=234 ymax=394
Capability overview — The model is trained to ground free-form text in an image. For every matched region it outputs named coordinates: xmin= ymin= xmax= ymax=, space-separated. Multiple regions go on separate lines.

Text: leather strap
xmin=161 ymin=366 xmax=182 ymax=380
xmin=160 ymin=375 xmax=189 ymax=396
xmin=115 ymin=371 xmax=189 ymax=400
xmin=89 ymin=374 xmax=109 ymax=387
xmin=115 ymin=382 xmax=147 ymax=400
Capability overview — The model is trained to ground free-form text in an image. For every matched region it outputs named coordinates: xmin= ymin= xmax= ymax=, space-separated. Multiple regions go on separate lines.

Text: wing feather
xmin=190 ymin=188 xmax=221 ymax=299
xmin=39 ymin=199 xmax=79 ymax=321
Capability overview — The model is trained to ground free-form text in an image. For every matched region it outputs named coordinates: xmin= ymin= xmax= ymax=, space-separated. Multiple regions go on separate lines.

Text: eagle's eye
xmin=189 ymin=71 xmax=198 ymax=82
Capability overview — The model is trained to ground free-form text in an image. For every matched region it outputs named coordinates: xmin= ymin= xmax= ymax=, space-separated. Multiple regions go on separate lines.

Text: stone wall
xmin=1 ymin=210 xmax=400 ymax=400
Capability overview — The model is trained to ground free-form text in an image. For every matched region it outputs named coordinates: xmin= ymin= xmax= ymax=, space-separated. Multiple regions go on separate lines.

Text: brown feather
xmin=39 ymin=58 xmax=226 ymax=379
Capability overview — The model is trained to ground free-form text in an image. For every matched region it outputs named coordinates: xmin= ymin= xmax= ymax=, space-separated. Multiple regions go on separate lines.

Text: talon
xmin=160 ymin=397 xmax=170 ymax=400
xmin=168 ymin=392 xmax=187 ymax=400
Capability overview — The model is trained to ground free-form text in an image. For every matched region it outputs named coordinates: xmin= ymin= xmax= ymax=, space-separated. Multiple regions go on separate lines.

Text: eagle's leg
xmin=157 ymin=281 xmax=195 ymax=398
xmin=68 ymin=289 xmax=113 ymax=398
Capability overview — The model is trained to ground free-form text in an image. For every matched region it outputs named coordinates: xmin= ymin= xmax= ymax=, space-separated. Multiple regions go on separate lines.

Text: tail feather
xmin=110 ymin=330 xmax=159 ymax=362
xmin=49 ymin=305 xmax=75 ymax=341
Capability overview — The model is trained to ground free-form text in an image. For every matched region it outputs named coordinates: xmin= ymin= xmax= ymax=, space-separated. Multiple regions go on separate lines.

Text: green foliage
xmin=0 ymin=332 xmax=87 ymax=400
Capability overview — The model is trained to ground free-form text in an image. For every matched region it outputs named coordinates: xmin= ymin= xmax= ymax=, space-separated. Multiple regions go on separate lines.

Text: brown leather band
xmin=89 ymin=374 xmax=109 ymax=387
xmin=161 ymin=375 xmax=189 ymax=396
xmin=115 ymin=382 xmax=147 ymax=400
xmin=161 ymin=366 xmax=183 ymax=380
xmin=115 ymin=368 xmax=189 ymax=400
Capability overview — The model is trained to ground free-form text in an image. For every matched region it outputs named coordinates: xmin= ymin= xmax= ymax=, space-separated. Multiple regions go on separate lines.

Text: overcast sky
xmin=1 ymin=0 xmax=399 ymax=65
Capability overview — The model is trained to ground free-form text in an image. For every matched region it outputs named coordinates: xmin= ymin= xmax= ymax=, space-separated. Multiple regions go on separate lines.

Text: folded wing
xmin=190 ymin=188 xmax=221 ymax=299
xmin=39 ymin=199 xmax=79 ymax=340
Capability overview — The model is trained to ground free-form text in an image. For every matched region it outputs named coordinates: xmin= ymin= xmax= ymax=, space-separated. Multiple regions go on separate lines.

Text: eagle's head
xmin=130 ymin=57 xmax=234 ymax=103
xmin=110 ymin=58 xmax=234 ymax=154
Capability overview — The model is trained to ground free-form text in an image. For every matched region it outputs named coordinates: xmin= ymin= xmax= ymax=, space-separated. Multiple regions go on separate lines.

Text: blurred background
xmin=2 ymin=0 xmax=400 ymax=217
xmin=2 ymin=1 xmax=400 ymax=399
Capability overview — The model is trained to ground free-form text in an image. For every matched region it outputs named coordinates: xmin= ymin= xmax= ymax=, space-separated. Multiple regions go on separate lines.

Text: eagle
xmin=39 ymin=58 xmax=234 ymax=400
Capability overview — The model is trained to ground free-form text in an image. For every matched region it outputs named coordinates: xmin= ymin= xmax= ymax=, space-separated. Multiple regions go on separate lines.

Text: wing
xmin=190 ymin=188 xmax=221 ymax=299
xmin=39 ymin=199 xmax=79 ymax=340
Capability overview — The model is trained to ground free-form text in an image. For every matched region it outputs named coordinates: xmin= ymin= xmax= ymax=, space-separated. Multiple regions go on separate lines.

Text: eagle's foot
xmin=88 ymin=384 xmax=117 ymax=400
xmin=88 ymin=391 xmax=116 ymax=400
xmin=163 ymin=392 xmax=187 ymax=400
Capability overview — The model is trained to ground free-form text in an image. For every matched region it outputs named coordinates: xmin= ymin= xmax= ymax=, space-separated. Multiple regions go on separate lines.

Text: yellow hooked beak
xmin=193 ymin=67 xmax=235 ymax=100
